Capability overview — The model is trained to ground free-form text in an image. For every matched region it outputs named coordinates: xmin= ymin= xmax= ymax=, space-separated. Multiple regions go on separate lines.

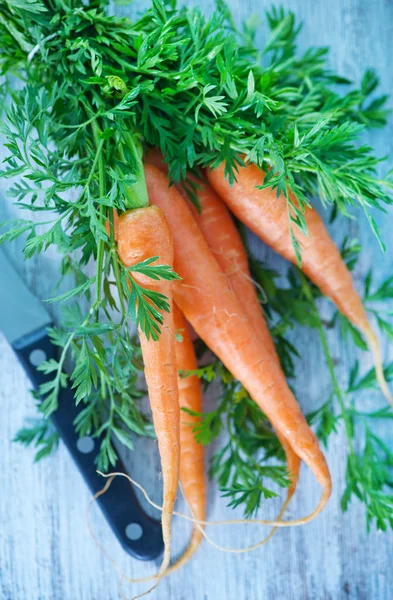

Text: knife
xmin=0 ymin=249 xmax=163 ymax=560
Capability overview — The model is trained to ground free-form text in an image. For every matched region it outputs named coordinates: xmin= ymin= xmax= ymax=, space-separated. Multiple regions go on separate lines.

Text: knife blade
xmin=0 ymin=249 xmax=163 ymax=560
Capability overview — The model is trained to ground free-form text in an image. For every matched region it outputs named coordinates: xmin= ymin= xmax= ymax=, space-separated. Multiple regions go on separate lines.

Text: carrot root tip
xmin=365 ymin=328 xmax=393 ymax=409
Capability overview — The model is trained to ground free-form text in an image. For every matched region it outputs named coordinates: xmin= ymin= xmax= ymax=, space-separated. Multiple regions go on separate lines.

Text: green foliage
xmin=39 ymin=311 xmax=154 ymax=470
xmin=341 ymin=431 xmax=393 ymax=531
xmin=295 ymin=270 xmax=393 ymax=531
xmin=185 ymin=363 xmax=289 ymax=517
xmin=124 ymin=257 xmax=181 ymax=340
xmin=0 ymin=0 xmax=391 ymax=237
xmin=14 ymin=418 xmax=59 ymax=462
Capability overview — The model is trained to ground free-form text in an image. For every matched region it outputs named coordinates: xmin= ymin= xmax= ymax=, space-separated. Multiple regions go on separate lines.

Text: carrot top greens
xmin=0 ymin=0 xmax=393 ymax=529
xmin=1 ymin=0 xmax=392 ymax=256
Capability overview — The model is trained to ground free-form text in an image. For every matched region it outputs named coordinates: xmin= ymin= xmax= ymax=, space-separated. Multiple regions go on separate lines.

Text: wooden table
xmin=1 ymin=1 xmax=393 ymax=598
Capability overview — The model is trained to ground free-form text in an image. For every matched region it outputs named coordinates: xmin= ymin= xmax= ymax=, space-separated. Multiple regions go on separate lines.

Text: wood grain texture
xmin=1 ymin=1 xmax=393 ymax=598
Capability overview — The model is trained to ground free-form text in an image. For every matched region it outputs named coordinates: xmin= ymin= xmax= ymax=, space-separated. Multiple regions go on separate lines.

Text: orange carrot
xmin=144 ymin=163 xmax=332 ymax=525
xmin=188 ymin=182 xmax=301 ymax=497
xmin=207 ymin=162 xmax=392 ymax=407
xmin=146 ymin=149 xmax=300 ymax=497
xmin=189 ymin=180 xmax=276 ymax=349
xmin=172 ymin=303 xmax=206 ymax=567
xmin=145 ymin=150 xmax=275 ymax=354
xmin=117 ymin=206 xmax=180 ymax=581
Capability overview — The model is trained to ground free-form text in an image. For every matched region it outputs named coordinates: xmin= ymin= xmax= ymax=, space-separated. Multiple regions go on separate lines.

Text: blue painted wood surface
xmin=0 ymin=1 xmax=392 ymax=598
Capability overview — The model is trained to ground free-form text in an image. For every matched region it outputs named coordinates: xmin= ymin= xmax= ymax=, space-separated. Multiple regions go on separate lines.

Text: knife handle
xmin=12 ymin=325 xmax=164 ymax=561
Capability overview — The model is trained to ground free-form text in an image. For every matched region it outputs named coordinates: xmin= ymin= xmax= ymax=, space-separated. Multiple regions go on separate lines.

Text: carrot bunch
xmin=109 ymin=140 xmax=393 ymax=594
xmin=109 ymin=150 xmax=341 ymax=596
xmin=143 ymin=158 xmax=331 ymax=513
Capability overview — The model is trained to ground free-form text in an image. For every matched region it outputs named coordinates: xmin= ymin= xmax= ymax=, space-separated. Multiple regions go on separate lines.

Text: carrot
xmin=189 ymin=182 xmax=301 ymax=497
xmin=191 ymin=185 xmax=278 ymax=354
xmin=144 ymin=163 xmax=332 ymax=526
xmin=146 ymin=149 xmax=300 ymax=497
xmin=116 ymin=206 xmax=180 ymax=583
xmin=171 ymin=304 xmax=206 ymax=568
xmin=207 ymin=162 xmax=392 ymax=407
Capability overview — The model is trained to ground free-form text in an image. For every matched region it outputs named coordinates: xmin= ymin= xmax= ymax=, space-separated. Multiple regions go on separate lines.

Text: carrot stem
xmin=122 ymin=132 xmax=149 ymax=209
xmin=92 ymin=121 xmax=107 ymax=314
xmin=299 ymin=272 xmax=354 ymax=451
xmin=81 ymin=136 xmax=104 ymax=202
xmin=110 ymin=233 xmax=126 ymax=314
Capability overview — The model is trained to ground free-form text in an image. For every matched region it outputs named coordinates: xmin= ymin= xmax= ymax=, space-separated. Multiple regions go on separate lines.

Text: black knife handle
xmin=12 ymin=325 xmax=164 ymax=561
